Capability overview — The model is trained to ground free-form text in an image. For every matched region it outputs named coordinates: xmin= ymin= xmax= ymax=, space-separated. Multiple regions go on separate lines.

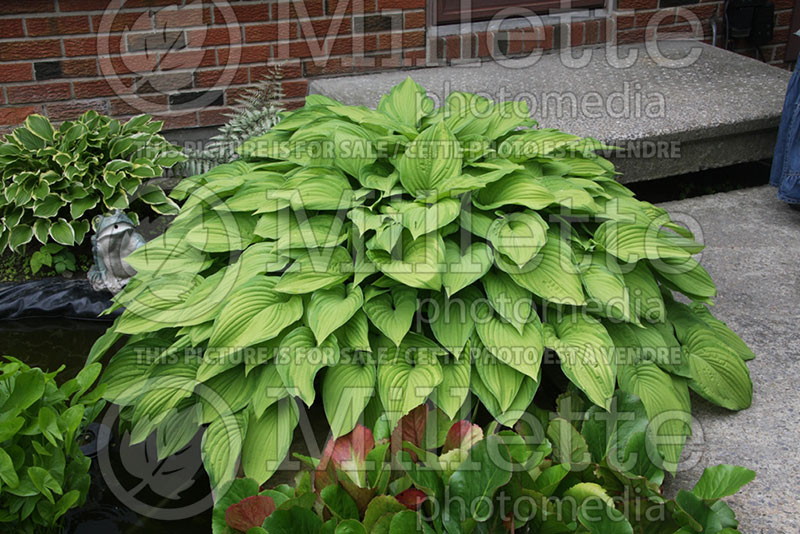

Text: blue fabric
xmin=770 ymin=66 xmax=800 ymax=204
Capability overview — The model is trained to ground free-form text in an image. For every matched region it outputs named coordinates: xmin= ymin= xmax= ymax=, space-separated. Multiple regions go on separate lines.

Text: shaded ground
xmin=659 ymin=186 xmax=800 ymax=533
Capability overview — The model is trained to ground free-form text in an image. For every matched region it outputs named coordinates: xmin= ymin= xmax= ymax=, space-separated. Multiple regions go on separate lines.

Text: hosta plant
xmin=213 ymin=401 xmax=755 ymax=534
xmin=0 ymin=357 xmax=105 ymax=533
xmin=0 ymin=111 xmax=184 ymax=272
xmin=88 ymin=78 xmax=754 ymax=494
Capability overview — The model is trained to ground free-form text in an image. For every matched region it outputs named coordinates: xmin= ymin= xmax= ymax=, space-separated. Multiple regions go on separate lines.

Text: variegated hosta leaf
xmin=276 ymin=327 xmax=340 ymax=406
xmin=473 ymin=349 xmax=524 ymax=412
xmin=545 ymin=312 xmax=616 ymax=411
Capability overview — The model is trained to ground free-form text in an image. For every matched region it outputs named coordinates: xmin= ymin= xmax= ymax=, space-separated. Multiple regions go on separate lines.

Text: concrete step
xmin=309 ymin=41 xmax=790 ymax=183
xmin=657 ymin=186 xmax=799 ymax=533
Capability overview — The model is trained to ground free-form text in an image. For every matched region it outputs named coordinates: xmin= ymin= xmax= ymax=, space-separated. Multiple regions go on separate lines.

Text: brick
xmin=91 ymin=11 xmax=152 ymax=33
xmin=155 ymin=7 xmax=211 ymax=28
xmin=135 ymin=72 xmax=193 ymax=94
xmin=617 ymin=0 xmax=659 ymax=9
xmin=378 ymin=0 xmax=424 ymax=8
xmin=570 ymin=22 xmax=585 ymax=47
xmin=776 ymin=10 xmax=793 ymax=26
xmin=198 ymin=107 xmax=234 ymax=127
xmin=679 ymin=4 xmax=717 ymax=21
xmin=152 ymin=111 xmax=198 ymax=130
xmin=0 ymin=0 xmax=53 ymax=14
xmin=0 ymin=40 xmax=61 ymax=61
xmin=402 ymin=30 xmax=425 ymax=48
xmin=73 ymin=79 xmax=130 ymax=99
xmin=245 ymin=23 xmax=281 ymax=42
xmin=273 ymin=0 xmax=325 ymax=19
xmin=221 ymin=45 xmax=270 ymax=65
xmin=194 ymin=67 xmax=249 ymax=87
xmin=0 ymin=18 xmax=25 ymax=38
xmin=7 ymin=83 xmax=70 ymax=104
xmin=34 ymin=61 xmax=61 ymax=81
xmin=109 ymin=95 xmax=168 ymax=116
xmin=99 ymin=54 xmax=159 ymax=77
xmin=64 ymin=36 xmax=123 ymax=57
xmin=0 ymin=105 xmax=41 ymax=126
xmin=127 ymin=31 xmax=186 ymax=52
xmin=327 ymin=0 xmax=377 ymax=15
xmin=616 ymin=14 xmax=635 ymax=29
xmin=61 ymin=58 xmax=97 ymax=77
xmin=0 ymin=63 xmax=34 ymax=83
xmin=635 ymin=9 xmax=673 ymax=28
xmin=187 ymin=26 xmax=243 ymax=47
xmin=355 ymin=14 xmax=395 ymax=32
xmin=281 ymin=80 xmax=308 ymax=99
xmin=46 ymin=99 xmax=107 ymax=121
xmin=404 ymin=48 xmax=426 ymax=66
xmin=304 ymin=17 xmax=353 ymax=37
xmin=404 ymin=10 xmax=426 ymax=29
xmin=616 ymin=28 xmax=647 ymax=43
xmin=169 ymin=89 xmax=224 ymax=110
xmin=158 ymin=48 xmax=216 ymax=70
xmin=25 ymin=15 xmax=90 ymax=36
xmin=445 ymin=34 xmax=460 ymax=60
xmin=215 ymin=4 xmax=271 ymax=23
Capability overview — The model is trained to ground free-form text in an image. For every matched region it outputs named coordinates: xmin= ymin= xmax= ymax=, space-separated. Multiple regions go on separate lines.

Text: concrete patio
xmin=659 ymin=186 xmax=800 ymax=533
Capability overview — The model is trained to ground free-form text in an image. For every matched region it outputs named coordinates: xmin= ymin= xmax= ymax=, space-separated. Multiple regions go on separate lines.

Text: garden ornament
xmin=87 ymin=210 xmax=146 ymax=294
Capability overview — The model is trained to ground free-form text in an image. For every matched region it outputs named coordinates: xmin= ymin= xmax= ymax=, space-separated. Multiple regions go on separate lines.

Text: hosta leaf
xmin=276 ymin=327 xmax=340 ymax=405
xmin=503 ymin=230 xmax=585 ymax=306
xmin=32 ymin=218 xmax=50 ymax=244
xmin=486 ymin=210 xmax=548 ymax=267
xmin=434 ymin=354 xmax=471 ymax=420
xmin=273 ymin=167 xmax=355 ymax=211
xmin=690 ymin=303 xmax=754 ymax=361
xmin=331 ymin=123 xmax=376 ymax=177
xmin=274 ymin=247 xmax=352 ymax=294
xmin=545 ymin=312 xmax=615 ymax=410
xmin=623 ymin=261 xmax=666 ymax=322
xmin=441 ymin=240 xmax=493 ymax=297
xmin=580 ymin=251 xmax=635 ymax=324
xmin=363 ymin=286 xmax=417 ymax=346
xmin=649 ymin=256 xmax=716 ymax=300
xmin=125 ymin=233 xmax=210 ymax=276
xmin=473 ymin=350 xmax=524 ymax=412
xmin=472 ymin=174 xmax=555 ymax=211
xmin=594 ymin=221 xmax=692 ymax=262
xmin=249 ymin=362 xmax=288 ymax=418
xmin=377 ymin=337 xmax=443 ymax=430
xmin=368 ymin=232 xmax=444 ymax=291
xmin=9 ymin=224 xmax=33 ymax=251
xmin=666 ymin=300 xmax=752 ymax=410
xmin=428 ymin=286 xmax=480 ymax=358
xmin=205 ymin=278 xmax=303 ymax=374
xmin=49 ymin=218 xmax=75 ymax=246
xmin=469 ymin=365 xmax=537 ymax=427
xmin=377 ymin=77 xmax=432 ymax=128
xmin=397 ymin=120 xmax=461 ymax=197
xmin=185 ymin=210 xmax=255 ymax=252
xmin=307 ymin=284 xmax=364 ymax=344
xmin=71 ymin=219 xmax=90 ymax=244
xmin=241 ymin=399 xmax=299 ymax=485
xmin=322 ymin=357 xmax=377 ymax=438
xmin=335 ymin=309 xmax=372 ymax=352
xmin=201 ymin=411 xmax=248 ymax=490
xmin=275 ymin=214 xmax=346 ymax=251
xmin=474 ymin=302 xmax=543 ymax=381
xmin=33 ymin=195 xmax=63 ymax=218
xmin=25 ymin=114 xmax=55 ymax=142
xmin=388 ymin=197 xmax=461 ymax=240
xmin=482 ymin=270 xmax=533 ymax=334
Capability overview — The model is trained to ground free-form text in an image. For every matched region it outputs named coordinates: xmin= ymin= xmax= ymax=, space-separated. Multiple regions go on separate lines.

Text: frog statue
xmin=87 ymin=210 xmax=146 ymax=294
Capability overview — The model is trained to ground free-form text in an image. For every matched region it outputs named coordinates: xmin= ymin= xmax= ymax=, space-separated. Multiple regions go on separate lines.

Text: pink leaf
xmin=318 ymin=424 xmax=375 ymax=487
xmin=396 ymin=488 xmax=428 ymax=511
xmin=442 ymin=420 xmax=483 ymax=454
xmin=391 ymin=404 xmax=428 ymax=461
xmin=225 ymin=495 xmax=276 ymax=532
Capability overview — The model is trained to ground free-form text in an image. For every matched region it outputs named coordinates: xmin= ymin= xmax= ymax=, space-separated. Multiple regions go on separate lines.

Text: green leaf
xmin=186 ymin=210 xmax=255 ymax=252
xmin=441 ymin=240 xmax=493 ymax=297
xmin=434 ymin=354 xmax=471 ymax=420
xmin=390 ymin=198 xmax=460 ymax=240
xmin=482 ymin=270 xmax=533 ymax=334
xmin=69 ymin=195 xmax=99 ymax=219
xmin=690 ymin=303 xmax=755 ymax=361
xmin=212 ymin=478 xmax=260 ymax=534
xmin=445 ymin=435 xmax=513 ymax=526
xmin=398 ymin=120 xmax=461 ymax=197
xmin=473 ymin=350 xmax=524 ymax=413
xmin=486 ymin=210 xmax=548 ymax=267
xmin=322 ymin=357 xmax=376 ymax=438
xmin=503 ymin=230 xmax=586 ymax=306
xmin=594 ymin=221 xmax=692 ymax=262
xmin=475 ymin=302 xmax=543 ymax=380
xmin=321 ymin=484 xmax=359 ymax=520
xmin=274 ymin=247 xmax=352 ymax=294
xmin=577 ymin=498 xmax=634 ymax=534
xmin=623 ymin=261 xmax=666 ymax=322
xmin=276 ymin=327 xmax=340 ymax=406
xmin=368 ymin=232 xmax=445 ymax=291
xmin=547 ymin=417 xmax=590 ymax=469
xmin=545 ymin=312 xmax=615 ymax=410
xmin=25 ymin=114 xmax=55 ymax=142
xmin=241 ymin=399 xmax=299 ymax=485
xmin=691 ymin=464 xmax=755 ymax=501
xmin=261 ymin=507 xmax=323 ymax=534
xmin=428 ymin=286 xmax=479 ymax=358
xmin=472 ymin=173 xmax=555 ymax=211
xmin=0 ymin=448 xmax=19 ymax=488
xmin=377 ymin=336 xmax=443 ymax=430
xmin=9 ymin=224 xmax=33 ymax=251
xmin=581 ymin=251 xmax=636 ymax=324
xmin=49 ymin=218 xmax=75 ymax=246
xmin=377 ymin=77 xmax=431 ymax=128
xmin=364 ymin=286 xmax=417 ymax=346
xmin=307 ymin=284 xmax=363 ymax=344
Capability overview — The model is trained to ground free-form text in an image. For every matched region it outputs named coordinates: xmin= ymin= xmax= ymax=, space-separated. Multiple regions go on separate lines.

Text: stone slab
xmin=309 ymin=41 xmax=791 ymax=182
xmin=658 ymin=186 xmax=800 ymax=533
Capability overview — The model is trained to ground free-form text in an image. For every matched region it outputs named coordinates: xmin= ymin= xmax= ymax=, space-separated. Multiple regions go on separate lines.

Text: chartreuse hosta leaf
xmin=90 ymin=79 xmax=755 ymax=498
xmin=545 ymin=312 xmax=616 ymax=410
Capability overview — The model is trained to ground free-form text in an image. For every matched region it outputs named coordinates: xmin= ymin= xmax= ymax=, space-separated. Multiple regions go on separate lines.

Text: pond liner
xmin=0 ymin=279 xmax=118 ymax=321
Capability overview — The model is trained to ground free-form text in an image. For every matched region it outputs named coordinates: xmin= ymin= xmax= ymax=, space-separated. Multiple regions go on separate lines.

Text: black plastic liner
xmin=0 ymin=279 xmax=117 ymax=321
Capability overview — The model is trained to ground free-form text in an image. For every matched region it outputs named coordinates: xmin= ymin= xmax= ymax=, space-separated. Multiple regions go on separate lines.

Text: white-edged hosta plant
xmin=88 ymin=78 xmax=754 ymax=493
xmin=0 ymin=111 xmax=184 ymax=268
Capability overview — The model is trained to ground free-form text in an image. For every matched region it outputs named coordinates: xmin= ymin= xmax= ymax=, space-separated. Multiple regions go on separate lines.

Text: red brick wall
xmin=0 ymin=0 xmax=794 ymax=132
